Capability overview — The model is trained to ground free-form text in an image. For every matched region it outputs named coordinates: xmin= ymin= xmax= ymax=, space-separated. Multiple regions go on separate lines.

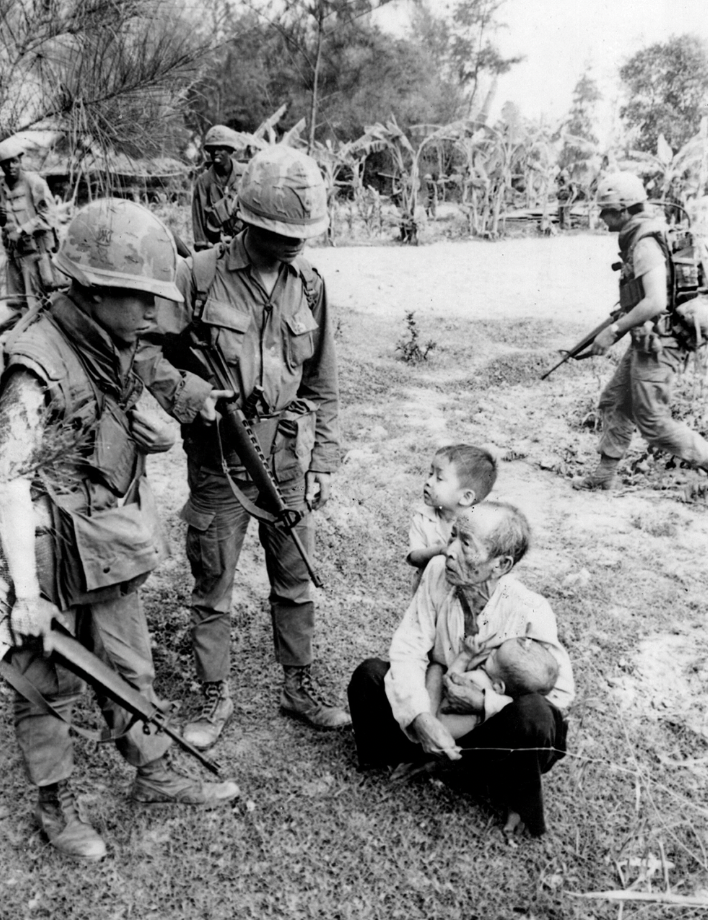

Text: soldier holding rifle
xmin=141 ymin=144 xmax=349 ymax=751
xmin=574 ymin=171 xmax=708 ymax=492
xmin=0 ymin=137 xmax=59 ymax=321
xmin=0 ymin=200 xmax=240 ymax=862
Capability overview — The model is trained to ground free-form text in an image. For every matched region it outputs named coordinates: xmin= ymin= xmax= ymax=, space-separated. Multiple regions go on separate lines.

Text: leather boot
xmin=131 ymin=755 xmax=240 ymax=807
xmin=572 ymin=454 xmax=619 ymax=491
xmin=183 ymin=681 xmax=234 ymax=751
xmin=35 ymin=781 xmax=107 ymax=861
xmin=281 ymin=665 xmax=352 ymax=730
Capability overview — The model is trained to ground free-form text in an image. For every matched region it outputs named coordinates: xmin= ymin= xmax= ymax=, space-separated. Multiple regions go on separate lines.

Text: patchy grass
xmin=2 ymin=227 xmax=708 ymax=919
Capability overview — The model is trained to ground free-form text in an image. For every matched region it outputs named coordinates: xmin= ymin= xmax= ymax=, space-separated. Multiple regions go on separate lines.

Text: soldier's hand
xmin=11 ymin=596 xmax=60 ymax=653
xmin=199 ymin=389 xmax=234 ymax=424
xmin=305 ymin=471 xmax=331 ymax=510
xmin=591 ymin=327 xmax=617 ymax=356
xmin=130 ymin=408 xmax=176 ymax=454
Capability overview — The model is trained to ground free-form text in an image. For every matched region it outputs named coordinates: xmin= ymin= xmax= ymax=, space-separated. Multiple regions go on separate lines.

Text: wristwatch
xmin=609 ymin=322 xmax=621 ymax=339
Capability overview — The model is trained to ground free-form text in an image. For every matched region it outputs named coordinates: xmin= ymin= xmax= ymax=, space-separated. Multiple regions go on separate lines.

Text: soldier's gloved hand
xmin=11 ymin=596 xmax=60 ymax=653
xmin=129 ymin=407 xmax=176 ymax=454
xmin=199 ymin=389 xmax=234 ymax=424
xmin=305 ymin=471 xmax=331 ymax=510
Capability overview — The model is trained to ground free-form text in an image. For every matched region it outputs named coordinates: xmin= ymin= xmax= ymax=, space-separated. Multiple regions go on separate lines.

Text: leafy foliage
xmin=619 ymin=34 xmax=708 ymax=154
xmin=396 ymin=311 xmax=437 ymax=362
xmin=558 ymin=71 xmax=602 ymax=173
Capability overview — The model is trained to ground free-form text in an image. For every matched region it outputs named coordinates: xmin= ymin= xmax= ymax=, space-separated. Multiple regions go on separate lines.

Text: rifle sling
xmin=214 ymin=422 xmax=280 ymax=526
xmin=0 ymin=654 xmax=138 ymax=745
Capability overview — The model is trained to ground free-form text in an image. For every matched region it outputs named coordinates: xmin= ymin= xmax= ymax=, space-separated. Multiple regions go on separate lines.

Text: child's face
xmin=424 ymin=456 xmax=468 ymax=512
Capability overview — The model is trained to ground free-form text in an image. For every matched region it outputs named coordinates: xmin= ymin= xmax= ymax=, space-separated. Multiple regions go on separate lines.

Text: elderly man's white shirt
xmin=384 ymin=556 xmax=575 ymax=734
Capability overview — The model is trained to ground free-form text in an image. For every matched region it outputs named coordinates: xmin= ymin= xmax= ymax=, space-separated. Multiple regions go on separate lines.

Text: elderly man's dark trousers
xmin=348 ymin=658 xmax=567 ymax=836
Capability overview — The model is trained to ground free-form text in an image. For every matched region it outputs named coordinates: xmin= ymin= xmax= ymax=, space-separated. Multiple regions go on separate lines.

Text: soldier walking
xmin=574 ymin=171 xmax=708 ymax=492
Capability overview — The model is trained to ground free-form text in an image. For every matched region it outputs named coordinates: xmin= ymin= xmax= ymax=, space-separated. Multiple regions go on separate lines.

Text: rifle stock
xmin=189 ymin=330 xmax=323 ymax=589
xmin=541 ymin=309 xmax=621 ymax=380
xmin=49 ymin=625 xmax=222 ymax=776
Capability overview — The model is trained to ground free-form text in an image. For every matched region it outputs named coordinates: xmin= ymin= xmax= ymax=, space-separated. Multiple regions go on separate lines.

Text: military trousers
xmin=11 ymin=590 xmax=171 ymax=787
xmin=598 ymin=343 xmax=708 ymax=469
xmin=181 ymin=461 xmax=316 ymax=683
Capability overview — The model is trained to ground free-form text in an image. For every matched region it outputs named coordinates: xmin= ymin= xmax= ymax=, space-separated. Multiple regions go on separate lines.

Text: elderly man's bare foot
xmin=503 ymin=808 xmax=524 ymax=835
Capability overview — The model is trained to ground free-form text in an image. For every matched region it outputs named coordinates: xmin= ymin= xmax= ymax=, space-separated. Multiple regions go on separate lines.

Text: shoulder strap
xmin=293 ymin=257 xmax=320 ymax=313
xmin=192 ymin=245 xmax=222 ymax=321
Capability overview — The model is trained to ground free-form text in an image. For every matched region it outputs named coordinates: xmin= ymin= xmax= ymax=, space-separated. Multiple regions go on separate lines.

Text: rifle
xmin=0 ymin=623 xmax=221 ymax=776
xmin=540 ymin=308 xmax=621 ymax=380
xmin=188 ymin=328 xmax=323 ymax=589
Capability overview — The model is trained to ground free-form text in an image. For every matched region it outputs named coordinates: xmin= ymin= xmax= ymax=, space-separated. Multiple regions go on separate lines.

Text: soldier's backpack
xmin=666 ymin=225 xmax=708 ymax=349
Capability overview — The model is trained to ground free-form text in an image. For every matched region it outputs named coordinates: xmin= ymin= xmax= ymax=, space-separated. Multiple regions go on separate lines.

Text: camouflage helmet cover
xmin=596 ymin=172 xmax=647 ymax=210
xmin=238 ymin=145 xmax=328 ymax=239
xmin=204 ymin=125 xmax=242 ymax=151
xmin=53 ymin=198 xmax=183 ymax=301
xmin=0 ymin=137 xmax=25 ymax=164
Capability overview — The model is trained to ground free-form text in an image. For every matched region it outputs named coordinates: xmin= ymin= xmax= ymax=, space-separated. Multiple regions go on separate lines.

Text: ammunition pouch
xmin=48 ymin=475 xmax=167 ymax=608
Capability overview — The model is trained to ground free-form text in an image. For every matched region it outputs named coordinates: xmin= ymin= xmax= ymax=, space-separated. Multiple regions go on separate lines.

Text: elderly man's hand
xmin=442 ymin=671 xmax=486 ymax=715
xmin=411 ymin=712 xmax=461 ymax=761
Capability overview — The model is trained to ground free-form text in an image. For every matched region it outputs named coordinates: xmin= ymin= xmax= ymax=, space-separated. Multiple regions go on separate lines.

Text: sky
xmin=373 ymin=0 xmax=708 ymax=139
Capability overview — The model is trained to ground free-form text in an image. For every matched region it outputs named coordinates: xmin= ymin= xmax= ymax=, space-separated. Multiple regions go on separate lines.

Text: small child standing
xmin=407 ymin=444 xmax=498 ymax=592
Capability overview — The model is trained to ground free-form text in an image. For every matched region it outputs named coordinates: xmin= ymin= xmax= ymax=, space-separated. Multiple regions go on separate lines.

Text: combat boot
xmin=281 ymin=665 xmax=352 ymax=730
xmin=35 ymin=780 xmax=107 ymax=861
xmin=131 ymin=755 xmax=240 ymax=807
xmin=183 ymin=681 xmax=234 ymax=751
xmin=572 ymin=455 xmax=620 ymax=491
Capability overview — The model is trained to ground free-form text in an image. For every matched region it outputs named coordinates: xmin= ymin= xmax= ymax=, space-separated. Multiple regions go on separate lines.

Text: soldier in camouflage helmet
xmin=191 ymin=124 xmax=246 ymax=251
xmin=138 ymin=144 xmax=349 ymax=750
xmin=0 ymin=199 xmax=240 ymax=862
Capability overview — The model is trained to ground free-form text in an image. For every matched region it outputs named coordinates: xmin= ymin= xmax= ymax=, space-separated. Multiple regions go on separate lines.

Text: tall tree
xmin=447 ymin=0 xmax=523 ymax=115
xmin=620 ymin=35 xmax=708 ymax=154
xmin=0 ymin=0 xmax=204 ymax=157
xmin=559 ymin=69 xmax=602 ymax=172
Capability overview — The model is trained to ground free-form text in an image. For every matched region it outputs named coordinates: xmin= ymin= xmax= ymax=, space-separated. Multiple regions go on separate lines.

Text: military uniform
xmin=191 ymin=161 xmax=244 ymax=251
xmin=0 ymin=167 xmax=58 ymax=310
xmin=598 ymin=214 xmax=708 ymax=468
xmin=0 ymin=198 xmax=240 ymax=862
xmin=144 ymin=232 xmax=339 ymax=683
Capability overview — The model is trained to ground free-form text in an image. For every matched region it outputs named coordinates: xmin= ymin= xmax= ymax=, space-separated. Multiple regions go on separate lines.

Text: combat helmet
xmin=204 ymin=125 xmax=242 ymax=151
xmin=238 ymin=145 xmax=328 ymax=239
xmin=0 ymin=137 xmax=25 ymax=164
xmin=53 ymin=198 xmax=183 ymax=301
xmin=596 ymin=172 xmax=647 ymax=210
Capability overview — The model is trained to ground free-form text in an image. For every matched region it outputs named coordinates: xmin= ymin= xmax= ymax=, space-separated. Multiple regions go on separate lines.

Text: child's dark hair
xmin=434 ymin=444 xmax=497 ymax=500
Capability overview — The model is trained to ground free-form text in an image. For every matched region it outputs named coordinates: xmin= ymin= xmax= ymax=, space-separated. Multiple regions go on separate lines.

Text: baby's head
xmin=424 ymin=444 xmax=497 ymax=515
xmin=484 ymin=637 xmax=559 ymax=697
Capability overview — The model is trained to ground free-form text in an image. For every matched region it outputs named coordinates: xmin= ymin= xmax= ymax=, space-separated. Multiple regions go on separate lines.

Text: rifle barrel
xmin=50 ymin=628 xmax=222 ymax=775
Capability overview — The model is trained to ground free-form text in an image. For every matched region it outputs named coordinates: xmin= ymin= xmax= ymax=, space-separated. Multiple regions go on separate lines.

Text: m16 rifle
xmin=540 ymin=308 xmax=622 ymax=380
xmin=0 ymin=623 xmax=222 ymax=775
xmin=188 ymin=328 xmax=323 ymax=589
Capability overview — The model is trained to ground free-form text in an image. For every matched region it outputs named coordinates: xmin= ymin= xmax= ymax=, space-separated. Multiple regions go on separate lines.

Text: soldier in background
xmin=191 ymin=125 xmax=246 ymax=251
xmin=0 ymin=137 xmax=59 ymax=322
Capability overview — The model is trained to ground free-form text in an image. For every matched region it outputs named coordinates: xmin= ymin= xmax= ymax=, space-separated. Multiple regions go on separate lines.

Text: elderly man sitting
xmin=348 ymin=501 xmax=574 ymax=836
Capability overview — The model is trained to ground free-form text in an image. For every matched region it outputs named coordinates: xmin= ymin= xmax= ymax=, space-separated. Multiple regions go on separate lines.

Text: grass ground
xmin=1 ymin=212 xmax=708 ymax=919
